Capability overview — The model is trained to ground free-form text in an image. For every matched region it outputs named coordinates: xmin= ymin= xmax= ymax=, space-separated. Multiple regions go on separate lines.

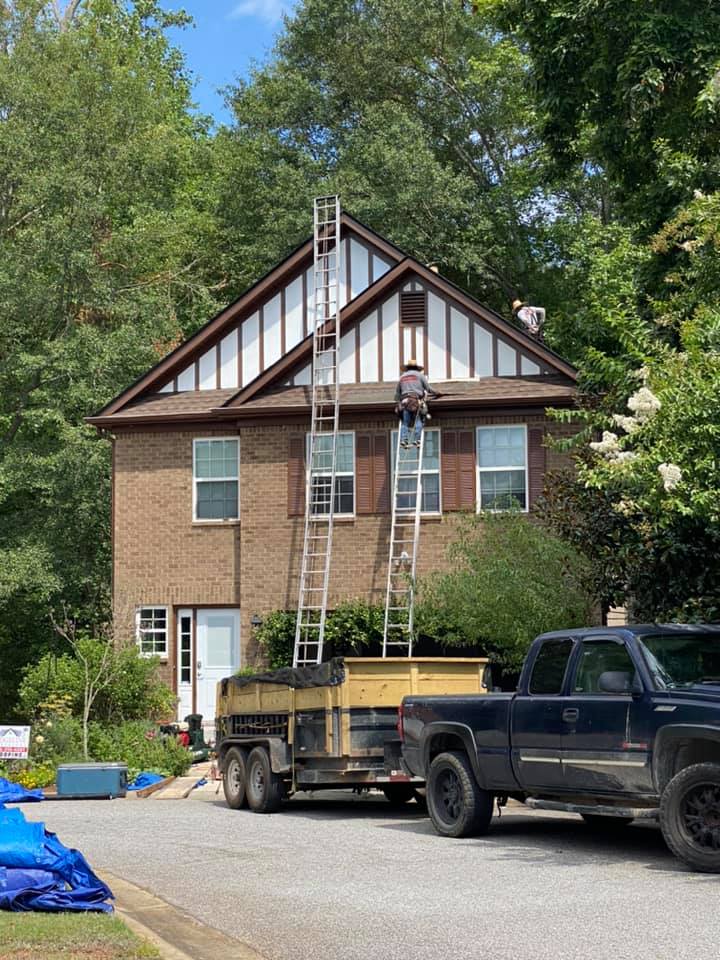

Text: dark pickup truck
xmin=401 ymin=624 xmax=720 ymax=872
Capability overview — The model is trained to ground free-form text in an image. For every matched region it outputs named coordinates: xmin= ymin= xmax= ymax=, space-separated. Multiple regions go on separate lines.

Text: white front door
xmin=195 ymin=609 xmax=240 ymax=730
xmin=176 ymin=609 xmax=193 ymax=721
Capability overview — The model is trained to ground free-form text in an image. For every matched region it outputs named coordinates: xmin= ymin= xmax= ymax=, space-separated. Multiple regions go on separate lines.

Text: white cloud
xmin=229 ymin=0 xmax=293 ymax=25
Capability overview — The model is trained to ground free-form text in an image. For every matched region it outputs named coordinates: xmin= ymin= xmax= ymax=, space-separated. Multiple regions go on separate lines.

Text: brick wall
xmin=112 ymin=410 xmax=575 ymax=679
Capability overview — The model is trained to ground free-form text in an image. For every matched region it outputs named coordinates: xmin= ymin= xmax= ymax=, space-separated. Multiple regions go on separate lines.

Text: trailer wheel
xmin=246 ymin=746 xmax=283 ymax=814
xmin=427 ymin=751 xmax=493 ymax=838
xmin=382 ymin=783 xmax=416 ymax=807
xmin=222 ymin=747 xmax=248 ymax=810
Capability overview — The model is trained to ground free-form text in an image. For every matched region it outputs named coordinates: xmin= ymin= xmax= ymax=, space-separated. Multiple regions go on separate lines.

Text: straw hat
xmin=403 ymin=358 xmax=424 ymax=371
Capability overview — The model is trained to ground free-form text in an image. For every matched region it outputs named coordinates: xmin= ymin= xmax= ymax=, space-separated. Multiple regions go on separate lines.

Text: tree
xmin=0 ymin=0 xmax=218 ymax=714
xmin=221 ymin=0 xmax=602 ymax=335
xmin=416 ymin=512 xmax=595 ymax=671
xmin=492 ymin=0 xmax=720 ymax=228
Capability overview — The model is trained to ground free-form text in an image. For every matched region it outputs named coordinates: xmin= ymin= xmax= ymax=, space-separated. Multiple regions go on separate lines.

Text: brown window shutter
xmin=441 ymin=431 xmax=459 ymax=510
xmin=356 ymin=434 xmax=372 ymax=514
xmin=373 ymin=432 xmax=390 ymax=514
xmin=288 ymin=435 xmax=305 ymax=517
xmin=442 ymin=430 xmax=476 ymax=511
xmin=458 ymin=429 xmax=476 ymax=509
xmin=528 ymin=426 xmax=547 ymax=508
xmin=357 ymin=433 xmax=390 ymax=514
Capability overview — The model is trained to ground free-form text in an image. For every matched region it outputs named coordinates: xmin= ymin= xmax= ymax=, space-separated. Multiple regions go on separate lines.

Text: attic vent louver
xmin=400 ymin=291 xmax=426 ymax=324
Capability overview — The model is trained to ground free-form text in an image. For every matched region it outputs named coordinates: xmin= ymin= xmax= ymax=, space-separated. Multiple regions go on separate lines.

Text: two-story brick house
xmin=88 ymin=213 xmax=577 ymax=722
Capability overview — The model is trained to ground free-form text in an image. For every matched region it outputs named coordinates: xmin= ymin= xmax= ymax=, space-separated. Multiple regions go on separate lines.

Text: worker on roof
xmin=512 ymin=298 xmax=545 ymax=340
xmin=395 ymin=359 xmax=438 ymax=448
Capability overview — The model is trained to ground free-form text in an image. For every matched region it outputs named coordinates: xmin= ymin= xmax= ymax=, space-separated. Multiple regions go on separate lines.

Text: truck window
xmin=573 ymin=640 xmax=636 ymax=694
xmin=528 ymin=639 xmax=573 ymax=695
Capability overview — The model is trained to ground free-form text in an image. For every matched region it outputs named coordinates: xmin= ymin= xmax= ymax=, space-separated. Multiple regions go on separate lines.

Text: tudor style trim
xmin=91 ymin=213 xmax=406 ymax=420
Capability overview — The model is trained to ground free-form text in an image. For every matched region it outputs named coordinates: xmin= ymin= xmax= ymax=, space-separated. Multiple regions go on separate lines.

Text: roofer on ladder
xmin=395 ymin=359 xmax=438 ymax=448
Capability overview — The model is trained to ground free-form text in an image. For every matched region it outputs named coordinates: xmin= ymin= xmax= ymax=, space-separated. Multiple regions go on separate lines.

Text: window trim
xmin=192 ymin=437 xmax=240 ymax=524
xmin=475 ymin=423 xmax=529 ymax=513
xmin=391 ymin=427 xmax=442 ymax=516
xmin=135 ymin=606 xmax=169 ymax=660
xmin=305 ymin=430 xmax=356 ymax=518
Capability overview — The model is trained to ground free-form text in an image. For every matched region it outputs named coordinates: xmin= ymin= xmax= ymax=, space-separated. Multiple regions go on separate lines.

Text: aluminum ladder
xmin=382 ymin=430 xmax=425 ymax=656
xmin=293 ymin=196 xmax=342 ymax=668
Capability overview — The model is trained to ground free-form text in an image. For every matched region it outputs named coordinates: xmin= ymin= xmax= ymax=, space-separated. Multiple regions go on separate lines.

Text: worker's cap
xmin=403 ymin=358 xmax=424 ymax=371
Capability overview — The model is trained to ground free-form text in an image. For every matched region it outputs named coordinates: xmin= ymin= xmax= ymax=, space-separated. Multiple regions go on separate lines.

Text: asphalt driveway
xmin=21 ymin=789 xmax=720 ymax=960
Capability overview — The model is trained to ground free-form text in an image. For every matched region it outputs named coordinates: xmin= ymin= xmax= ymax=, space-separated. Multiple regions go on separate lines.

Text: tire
xmin=660 ymin=762 xmax=720 ymax=873
xmin=222 ymin=747 xmax=248 ymax=810
xmin=426 ymin=751 xmax=494 ymax=838
xmin=581 ymin=813 xmax=634 ymax=830
xmin=245 ymin=746 xmax=284 ymax=814
xmin=382 ymin=783 xmax=417 ymax=807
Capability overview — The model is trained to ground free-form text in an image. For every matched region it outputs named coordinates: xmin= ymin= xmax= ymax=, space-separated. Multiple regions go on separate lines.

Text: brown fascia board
xmin=88 ymin=213 xmax=405 ymax=423
xmin=220 ymin=258 xmax=577 ymax=410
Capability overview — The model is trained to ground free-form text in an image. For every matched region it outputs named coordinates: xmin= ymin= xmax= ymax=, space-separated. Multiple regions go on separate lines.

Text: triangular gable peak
xmin=227 ymin=261 xmax=574 ymax=405
xmin=93 ymin=214 xmax=403 ymax=419
xmin=159 ymin=222 xmax=398 ymax=395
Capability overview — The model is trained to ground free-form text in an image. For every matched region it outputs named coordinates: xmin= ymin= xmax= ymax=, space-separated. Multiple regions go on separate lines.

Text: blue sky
xmin=160 ymin=0 xmax=296 ymax=124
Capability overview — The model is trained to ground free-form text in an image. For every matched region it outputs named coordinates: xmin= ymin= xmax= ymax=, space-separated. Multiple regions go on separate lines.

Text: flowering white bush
xmin=612 ymin=413 xmax=640 ymax=434
xmin=589 ymin=431 xmax=620 ymax=457
xmin=627 ymin=386 xmax=661 ymax=420
xmin=658 ymin=462 xmax=682 ymax=491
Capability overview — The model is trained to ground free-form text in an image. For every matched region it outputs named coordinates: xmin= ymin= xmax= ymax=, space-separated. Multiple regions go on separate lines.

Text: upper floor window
xmin=476 ymin=425 xmax=527 ymax=511
xmin=193 ymin=438 xmax=239 ymax=521
xmin=136 ymin=606 xmax=168 ymax=658
xmin=391 ymin=428 xmax=441 ymax=514
xmin=307 ymin=432 xmax=355 ymax=516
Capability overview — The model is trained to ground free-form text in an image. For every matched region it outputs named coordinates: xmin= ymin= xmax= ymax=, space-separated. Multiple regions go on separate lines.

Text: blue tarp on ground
xmin=127 ymin=771 xmax=164 ymax=791
xmin=0 ymin=777 xmax=43 ymax=804
xmin=0 ymin=804 xmax=113 ymax=912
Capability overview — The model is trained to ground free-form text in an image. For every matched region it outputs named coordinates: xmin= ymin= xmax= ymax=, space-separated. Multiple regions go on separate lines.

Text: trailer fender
xmin=420 ymin=723 xmax=489 ymax=790
xmin=218 ymin=737 xmax=291 ymax=775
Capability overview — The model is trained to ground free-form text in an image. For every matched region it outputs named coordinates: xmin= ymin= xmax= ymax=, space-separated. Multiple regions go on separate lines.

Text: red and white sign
xmin=0 ymin=726 xmax=31 ymax=760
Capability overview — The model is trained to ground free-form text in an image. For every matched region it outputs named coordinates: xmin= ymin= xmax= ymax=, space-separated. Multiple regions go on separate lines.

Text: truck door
xmin=512 ymin=637 xmax=575 ymax=791
xmin=561 ymin=637 xmax=653 ymax=795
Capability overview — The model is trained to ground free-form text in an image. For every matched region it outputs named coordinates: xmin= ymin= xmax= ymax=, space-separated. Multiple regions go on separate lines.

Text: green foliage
xmin=253 ymin=610 xmax=296 ymax=669
xmin=18 ymin=639 xmax=176 ymax=723
xmin=86 ymin=721 xmax=192 ymax=781
xmin=416 ymin=512 xmax=595 ymax=670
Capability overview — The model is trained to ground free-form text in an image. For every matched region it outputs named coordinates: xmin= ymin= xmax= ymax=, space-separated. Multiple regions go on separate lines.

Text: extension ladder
xmin=382 ymin=430 xmax=425 ymax=656
xmin=293 ymin=196 xmax=342 ymax=667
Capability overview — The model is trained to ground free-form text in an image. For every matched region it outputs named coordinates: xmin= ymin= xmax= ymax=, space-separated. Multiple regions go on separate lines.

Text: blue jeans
xmin=400 ymin=406 xmax=423 ymax=444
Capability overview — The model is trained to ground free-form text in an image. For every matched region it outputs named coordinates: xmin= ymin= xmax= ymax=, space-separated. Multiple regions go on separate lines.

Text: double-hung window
xmin=136 ymin=607 xmax=168 ymax=658
xmin=193 ymin=438 xmax=239 ymax=521
xmin=476 ymin=425 xmax=528 ymax=511
xmin=391 ymin=428 xmax=441 ymax=514
xmin=307 ymin=432 xmax=355 ymax=516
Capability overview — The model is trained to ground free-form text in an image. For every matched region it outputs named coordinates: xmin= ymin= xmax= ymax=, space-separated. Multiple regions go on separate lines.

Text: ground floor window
xmin=391 ymin=428 xmax=441 ymax=514
xmin=307 ymin=431 xmax=355 ymax=516
xmin=136 ymin=607 xmax=168 ymax=657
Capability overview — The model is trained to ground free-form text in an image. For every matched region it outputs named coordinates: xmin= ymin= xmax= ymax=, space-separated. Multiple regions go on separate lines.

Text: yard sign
xmin=0 ymin=725 xmax=31 ymax=760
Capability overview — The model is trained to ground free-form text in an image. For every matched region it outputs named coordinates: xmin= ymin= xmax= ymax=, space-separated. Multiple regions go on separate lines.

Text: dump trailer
xmin=215 ymin=657 xmax=489 ymax=813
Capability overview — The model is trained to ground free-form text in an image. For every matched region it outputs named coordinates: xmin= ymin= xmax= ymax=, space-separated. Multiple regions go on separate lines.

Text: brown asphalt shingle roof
xmin=96 ymin=378 xmax=575 ymax=424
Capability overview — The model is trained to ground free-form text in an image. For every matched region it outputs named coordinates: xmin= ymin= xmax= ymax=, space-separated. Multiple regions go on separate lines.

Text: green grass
xmin=0 ymin=911 xmax=161 ymax=959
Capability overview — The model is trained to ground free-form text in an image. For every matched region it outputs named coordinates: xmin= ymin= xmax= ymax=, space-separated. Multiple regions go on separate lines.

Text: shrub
xmin=86 ymin=721 xmax=192 ymax=782
xmin=19 ymin=640 xmax=176 ymax=723
xmin=416 ymin=511 xmax=595 ymax=671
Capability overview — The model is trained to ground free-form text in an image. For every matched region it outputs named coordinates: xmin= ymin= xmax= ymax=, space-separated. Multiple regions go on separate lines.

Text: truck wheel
xmin=223 ymin=747 xmax=248 ymax=810
xmin=427 ymin=751 xmax=493 ymax=838
xmin=382 ymin=783 xmax=416 ymax=807
xmin=246 ymin=747 xmax=283 ymax=814
xmin=660 ymin=762 xmax=720 ymax=873
xmin=581 ymin=813 xmax=634 ymax=830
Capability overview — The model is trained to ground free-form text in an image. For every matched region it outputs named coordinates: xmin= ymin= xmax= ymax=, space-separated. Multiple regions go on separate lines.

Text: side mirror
xmin=598 ymin=670 xmax=632 ymax=694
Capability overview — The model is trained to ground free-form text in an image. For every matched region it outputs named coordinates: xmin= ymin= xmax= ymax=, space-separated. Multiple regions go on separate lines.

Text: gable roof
xmin=92 ymin=213 xmax=406 ymax=420
xmin=221 ymin=259 xmax=575 ymax=411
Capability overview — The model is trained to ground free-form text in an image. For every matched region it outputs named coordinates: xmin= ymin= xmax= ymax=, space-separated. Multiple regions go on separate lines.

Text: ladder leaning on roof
xmin=382 ymin=429 xmax=425 ymax=657
xmin=293 ymin=196 xmax=343 ymax=668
